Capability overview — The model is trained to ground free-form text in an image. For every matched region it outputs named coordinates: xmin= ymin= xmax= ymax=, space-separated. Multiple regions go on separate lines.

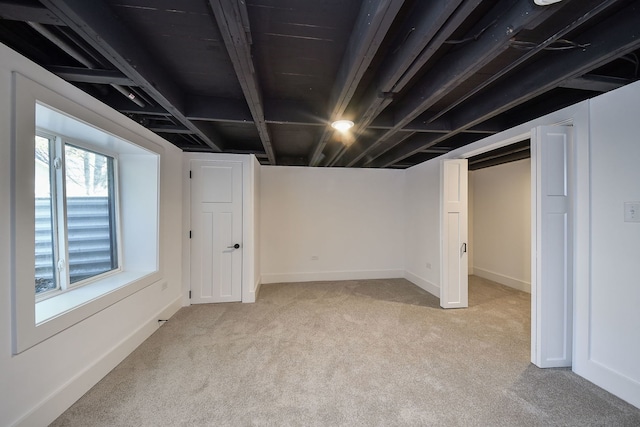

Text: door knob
xmin=227 ymin=243 xmax=240 ymax=249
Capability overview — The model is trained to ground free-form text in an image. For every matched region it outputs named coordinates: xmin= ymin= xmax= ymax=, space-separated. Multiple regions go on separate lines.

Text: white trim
xmin=426 ymin=101 xmax=589 ymax=369
xmin=248 ymin=277 xmax=262 ymax=303
xmin=12 ymin=73 xmax=162 ymax=354
xmin=11 ymin=295 xmax=182 ymax=427
xmin=573 ymin=101 xmax=593 ymax=378
xmin=461 ymin=132 xmax=531 ymax=159
xmin=472 ymin=267 xmax=531 ymax=293
xmin=571 ymin=89 xmax=640 ymax=409
xmin=182 ymin=153 xmax=257 ymax=304
xmin=404 ymin=270 xmax=439 ymax=298
xmin=261 ymin=269 xmax=404 ymax=285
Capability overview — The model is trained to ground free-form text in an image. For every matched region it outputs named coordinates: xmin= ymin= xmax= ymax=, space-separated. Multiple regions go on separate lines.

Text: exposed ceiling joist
xmin=338 ymin=0 xmax=557 ymax=168
xmin=366 ymin=0 xmax=621 ymax=165
xmin=102 ymin=96 xmax=169 ymax=117
xmin=370 ymin=1 xmax=640 ymax=167
xmin=468 ymin=140 xmax=530 ymax=170
xmin=148 ymin=125 xmax=193 ymax=135
xmin=307 ymin=0 xmax=406 ymax=166
xmin=0 ymin=2 xmax=65 ymax=25
xmin=560 ymin=74 xmax=632 ymax=92
xmin=2 ymin=0 xmax=636 ymax=169
xmin=377 ymin=0 xmax=467 ymax=95
xmin=46 ymin=65 xmax=134 ymax=86
xmin=185 ymin=95 xmax=499 ymax=135
xmin=470 ymin=149 xmax=530 ymax=170
xmin=39 ymin=0 xmax=224 ymax=151
xmin=423 ymin=0 xmax=625 ymax=125
xmin=355 ymin=0 xmax=474 ymax=126
xmin=186 ymin=96 xmax=326 ymax=127
xmin=209 ymin=0 xmax=276 ymax=164
xmin=363 ymin=0 xmax=628 ymax=167
xmin=326 ymin=0 xmax=483 ymax=167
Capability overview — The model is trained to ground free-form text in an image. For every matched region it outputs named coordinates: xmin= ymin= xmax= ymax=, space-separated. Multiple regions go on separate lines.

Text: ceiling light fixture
xmin=534 ymin=0 xmax=564 ymax=5
xmin=331 ymin=119 xmax=354 ymax=132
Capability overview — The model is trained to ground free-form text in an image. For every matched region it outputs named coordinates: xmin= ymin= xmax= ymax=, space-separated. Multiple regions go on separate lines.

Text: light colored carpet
xmin=51 ymin=276 xmax=640 ymax=426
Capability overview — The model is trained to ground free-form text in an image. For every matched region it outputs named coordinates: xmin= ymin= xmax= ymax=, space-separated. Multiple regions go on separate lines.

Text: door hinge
xmin=189 ymin=170 xmax=192 ymax=179
xmin=189 ymin=230 xmax=192 ymax=239
xmin=189 ymin=290 xmax=191 ymax=299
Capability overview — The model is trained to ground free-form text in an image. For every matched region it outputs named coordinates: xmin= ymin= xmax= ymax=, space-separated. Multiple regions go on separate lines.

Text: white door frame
xmin=182 ymin=153 xmax=259 ymax=305
xmin=531 ymin=125 xmax=573 ymax=368
xmin=441 ymin=159 xmax=469 ymax=309
xmin=190 ymin=160 xmax=243 ymax=303
xmin=455 ymin=116 xmax=579 ymax=367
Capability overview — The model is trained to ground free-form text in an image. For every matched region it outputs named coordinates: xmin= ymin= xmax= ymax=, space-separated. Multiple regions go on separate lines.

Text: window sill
xmin=13 ymin=269 xmax=160 ymax=354
xmin=36 ymin=270 xmax=154 ymax=325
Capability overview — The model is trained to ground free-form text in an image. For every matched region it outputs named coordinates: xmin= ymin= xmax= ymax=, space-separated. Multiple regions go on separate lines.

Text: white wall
xmin=260 ymin=166 xmax=405 ymax=283
xmin=471 ymin=159 xmax=531 ymax=292
xmin=573 ymin=81 xmax=640 ymax=408
xmin=403 ymin=102 xmax=589 ymax=299
xmin=401 ymin=81 xmax=640 ymax=407
xmin=404 ymin=161 xmax=441 ymax=296
xmin=0 ymin=43 xmax=183 ymax=426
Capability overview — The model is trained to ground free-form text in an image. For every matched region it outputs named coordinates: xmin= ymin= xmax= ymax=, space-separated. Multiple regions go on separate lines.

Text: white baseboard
xmin=473 ymin=267 xmax=531 ymax=293
xmin=243 ymin=278 xmax=262 ymax=303
xmin=14 ymin=296 xmax=182 ymax=427
xmin=404 ymin=271 xmax=440 ymax=298
xmin=254 ymin=278 xmax=262 ymax=300
xmin=574 ymin=360 xmax=640 ymax=410
xmin=261 ymin=269 xmax=404 ymax=285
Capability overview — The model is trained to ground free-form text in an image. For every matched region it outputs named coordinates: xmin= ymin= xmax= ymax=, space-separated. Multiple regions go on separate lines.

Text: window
xmin=13 ymin=73 xmax=161 ymax=354
xmin=35 ymin=135 xmax=120 ymax=298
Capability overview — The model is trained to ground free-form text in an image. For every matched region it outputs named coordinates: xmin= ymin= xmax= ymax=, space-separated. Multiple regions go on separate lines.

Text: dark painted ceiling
xmin=1 ymin=0 xmax=639 ymax=168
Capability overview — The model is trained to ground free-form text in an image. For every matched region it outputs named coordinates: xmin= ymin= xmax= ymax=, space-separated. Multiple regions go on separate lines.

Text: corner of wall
xmin=13 ymin=297 xmax=182 ymax=427
xmin=404 ymin=270 xmax=439 ymax=298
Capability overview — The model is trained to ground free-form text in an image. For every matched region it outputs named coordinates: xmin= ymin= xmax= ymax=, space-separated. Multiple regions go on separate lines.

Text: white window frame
xmin=34 ymin=131 xmax=124 ymax=302
xmin=12 ymin=72 xmax=162 ymax=354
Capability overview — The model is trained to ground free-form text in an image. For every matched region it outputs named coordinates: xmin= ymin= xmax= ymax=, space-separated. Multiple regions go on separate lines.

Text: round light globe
xmin=331 ymin=119 xmax=354 ymax=132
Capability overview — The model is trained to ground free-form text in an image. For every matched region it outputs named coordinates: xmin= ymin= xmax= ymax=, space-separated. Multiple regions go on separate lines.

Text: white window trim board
xmin=12 ymin=73 xmax=162 ymax=354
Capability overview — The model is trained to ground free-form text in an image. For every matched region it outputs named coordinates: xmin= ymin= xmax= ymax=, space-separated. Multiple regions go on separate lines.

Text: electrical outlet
xmin=311 ymin=256 xmax=319 ymax=261
xmin=624 ymin=202 xmax=640 ymax=222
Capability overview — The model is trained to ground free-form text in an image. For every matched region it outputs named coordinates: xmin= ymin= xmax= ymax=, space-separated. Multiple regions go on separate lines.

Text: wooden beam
xmin=148 ymin=125 xmax=193 ymax=135
xmin=47 ymin=66 xmax=134 ymax=85
xmin=328 ymin=0 xmax=481 ymax=166
xmin=307 ymin=0 xmax=406 ymax=166
xmin=209 ymin=0 xmax=276 ymax=164
xmin=40 ymin=0 xmax=224 ymax=151
xmin=560 ymin=74 xmax=632 ymax=92
xmin=370 ymin=1 xmax=640 ymax=167
xmin=0 ymin=2 xmax=65 ymax=25
xmin=424 ymin=0 xmax=625 ymax=124
xmin=337 ymin=0 xmax=555 ymax=167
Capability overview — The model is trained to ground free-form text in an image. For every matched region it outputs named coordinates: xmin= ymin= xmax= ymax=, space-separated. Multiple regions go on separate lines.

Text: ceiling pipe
xmin=27 ymin=21 xmax=145 ymax=108
xmin=425 ymin=0 xmax=622 ymax=125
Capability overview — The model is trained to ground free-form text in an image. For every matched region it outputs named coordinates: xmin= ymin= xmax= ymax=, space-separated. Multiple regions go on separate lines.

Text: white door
xmin=441 ymin=159 xmax=469 ymax=309
xmin=531 ymin=125 xmax=572 ymax=367
xmin=190 ymin=160 xmax=243 ymax=303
